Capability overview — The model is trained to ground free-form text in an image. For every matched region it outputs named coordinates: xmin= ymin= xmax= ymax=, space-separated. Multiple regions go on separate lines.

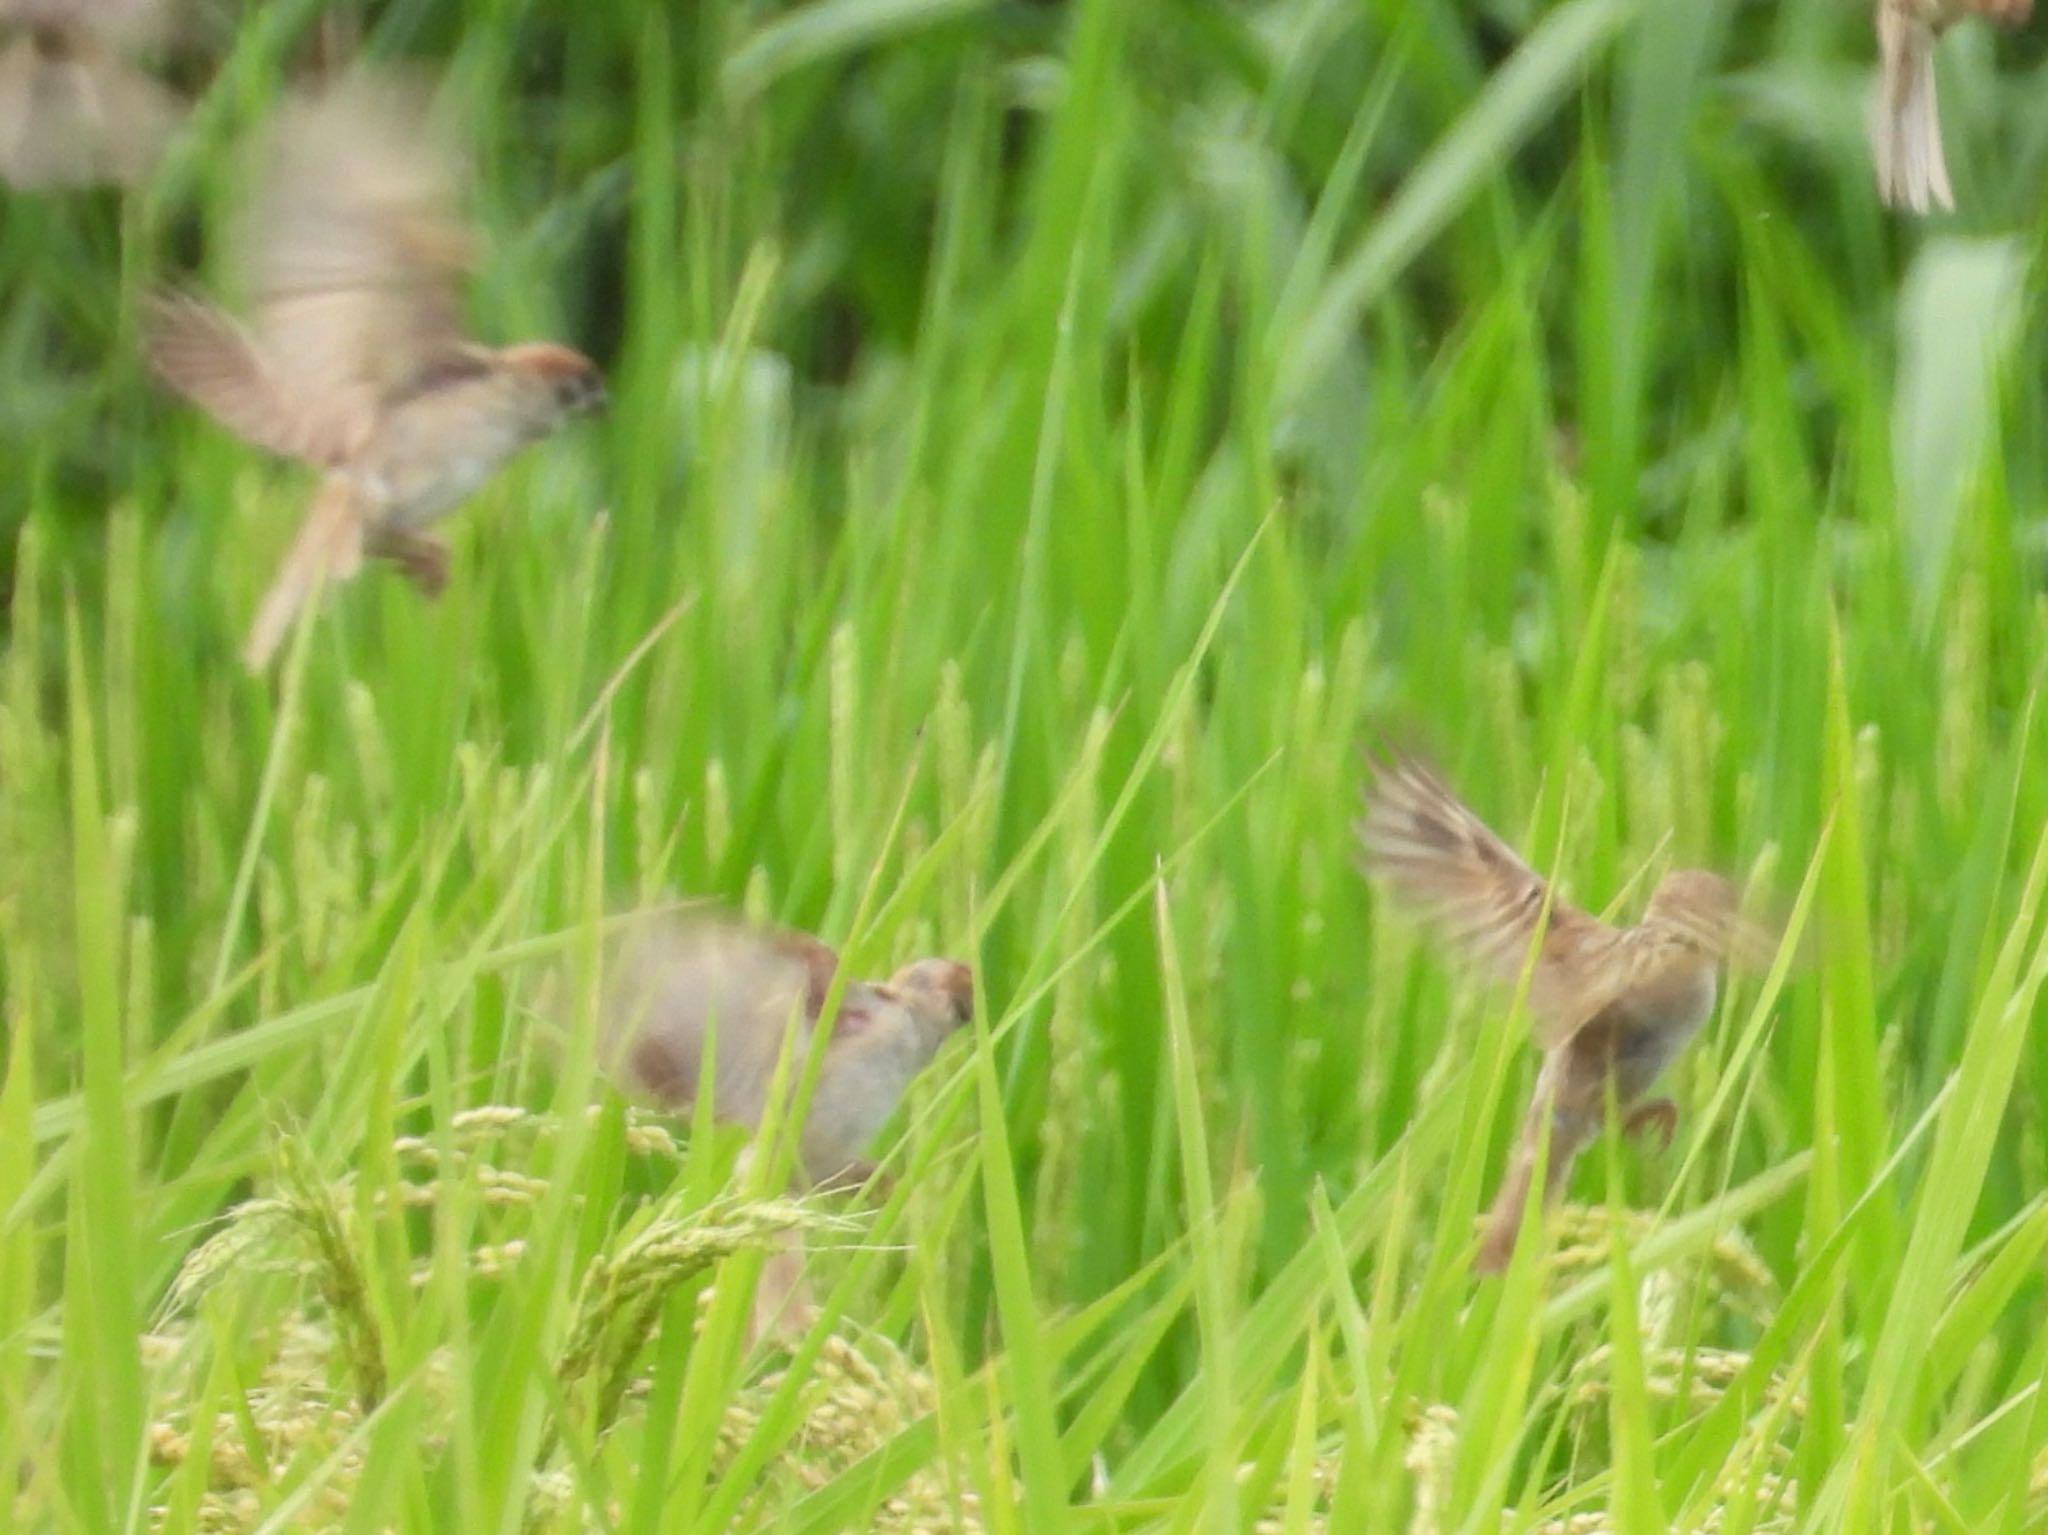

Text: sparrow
xmin=0 ymin=0 xmax=184 ymax=188
xmin=599 ymin=909 xmax=975 ymax=1190
xmin=145 ymin=68 xmax=606 ymax=671
xmin=1356 ymin=749 xmax=1776 ymax=1273
xmin=1871 ymin=0 xmax=2033 ymax=213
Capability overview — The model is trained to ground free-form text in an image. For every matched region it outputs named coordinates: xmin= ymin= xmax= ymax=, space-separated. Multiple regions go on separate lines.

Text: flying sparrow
xmin=0 ymin=0 xmax=184 ymax=188
xmin=145 ymin=68 xmax=606 ymax=671
xmin=599 ymin=909 xmax=975 ymax=1190
xmin=1871 ymin=0 xmax=2033 ymax=213
xmin=1357 ymin=749 xmax=1776 ymax=1273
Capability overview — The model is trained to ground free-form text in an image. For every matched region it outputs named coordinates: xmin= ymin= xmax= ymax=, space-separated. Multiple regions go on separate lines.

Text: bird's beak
xmin=941 ymin=963 xmax=974 ymax=1027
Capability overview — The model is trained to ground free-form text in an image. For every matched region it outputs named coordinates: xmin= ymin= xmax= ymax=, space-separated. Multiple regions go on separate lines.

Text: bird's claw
xmin=373 ymin=530 xmax=451 ymax=597
xmin=1624 ymin=1099 xmax=1678 ymax=1150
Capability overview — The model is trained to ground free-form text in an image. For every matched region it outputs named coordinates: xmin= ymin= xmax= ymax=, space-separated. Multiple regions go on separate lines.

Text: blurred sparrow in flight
xmin=1357 ymin=749 xmax=1776 ymax=1273
xmin=600 ymin=908 xmax=975 ymax=1190
xmin=1872 ymin=0 xmax=2032 ymax=213
xmin=146 ymin=68 xmax=605 ymax=671
xmin=0 ymin=0 xmax=184 ymax=188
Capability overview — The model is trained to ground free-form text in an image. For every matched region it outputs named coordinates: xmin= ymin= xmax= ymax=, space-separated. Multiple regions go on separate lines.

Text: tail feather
xmin=1871 ymin=10 xmax=1951 ymax=213
xmin=1475 ymin=1117 xmax=1581 ymax=1274
xmin=244 ymin=477 xmax=367 ymax=671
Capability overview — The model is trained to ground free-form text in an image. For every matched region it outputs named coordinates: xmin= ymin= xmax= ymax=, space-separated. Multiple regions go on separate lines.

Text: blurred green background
xmin=8 ymin=1 xmax=2048 ymax=1530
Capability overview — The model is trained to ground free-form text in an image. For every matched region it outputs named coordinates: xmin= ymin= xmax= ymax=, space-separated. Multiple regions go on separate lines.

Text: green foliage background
xmin=7 ymin=0 xmax=2048 ymax=1529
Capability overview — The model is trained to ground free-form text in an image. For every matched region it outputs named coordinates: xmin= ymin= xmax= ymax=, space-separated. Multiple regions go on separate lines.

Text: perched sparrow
xmin=1871 ymin=0 xmax=2033 ymax=213
xmin=0 ymin=0 xmax=184 ymax=188
xmin=1357 ymin=750 xmax=1775 ymax=1273
xmin=146 ymin=69 xmax=606 ymax=671
xmin=600 ymin=909 xmax=975 ymax=1189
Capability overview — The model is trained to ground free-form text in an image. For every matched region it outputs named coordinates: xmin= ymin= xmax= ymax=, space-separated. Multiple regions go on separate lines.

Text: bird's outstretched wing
xmin=603 ymin=911 xmax=881 ymax=1106
xmin=0 ymin=26 xmax=183 ymax=189
xmin=244 ymin=68 xmax=474 ymax=407
xmin=146 ymin=69 xmax=474 ymax=462
xmin=1357 ymin=749 xmax=1634 ymax=1046
xmin=147 ymin=293 xmax=374 ymax=466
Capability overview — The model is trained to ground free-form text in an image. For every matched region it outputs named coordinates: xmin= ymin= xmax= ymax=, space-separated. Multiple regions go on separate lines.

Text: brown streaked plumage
xmin=595 ymin=908 xmax=971 ymax=1347
xmin=598 ymin=908 xmax=974 ymax=1191
xmin=0 ymin=0 xmax=184 ymax=189
xmin=1357 ymin=749 xmax=1776 ymax=1273
xmin=145 ymin=69 xmax=605 ymax=670
xmin=1872 ymin=0 xmax=2033 ymax=214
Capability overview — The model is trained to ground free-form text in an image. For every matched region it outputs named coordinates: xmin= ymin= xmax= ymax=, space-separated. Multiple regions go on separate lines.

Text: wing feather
xmin=242 ymin=70 xmax=473 ymax=406
xmin=602 ymin=911 xmax=878 ymax=1106
xmin=1357 ymin=749 xmax=1632 ymax=1045
xmin=146 ymin=292 xmax=373 ymax=465
xmin=0 ymin=31 xmax=182 ymax=188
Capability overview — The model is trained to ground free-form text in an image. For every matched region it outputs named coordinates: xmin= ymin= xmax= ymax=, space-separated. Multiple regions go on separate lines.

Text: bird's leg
xmin=369 ymin=528 xmax=452 ymax=597
xmin=1623 ymin=1098 xmax=1678 ymax=1150
xmin=1476 ymin=1150 xmax=1537 ymax=1274
xmin=1477 ymin=1073 xmax=1578 ymax=1274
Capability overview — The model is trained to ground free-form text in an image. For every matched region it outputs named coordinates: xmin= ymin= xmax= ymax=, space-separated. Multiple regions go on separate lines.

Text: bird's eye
xmin=563 ymin=372 xmax=608 ymax=412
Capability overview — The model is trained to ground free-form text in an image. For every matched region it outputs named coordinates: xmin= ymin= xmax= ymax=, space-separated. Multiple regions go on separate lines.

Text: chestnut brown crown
xmin=885 ymin=958 xmax=975 ymax=1033
xmin=502 ymin=342 xmax=607 ymax=415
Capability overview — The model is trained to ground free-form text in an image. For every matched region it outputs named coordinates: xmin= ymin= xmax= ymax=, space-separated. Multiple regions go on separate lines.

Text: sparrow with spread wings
xmin=0 ymin=0 xmax=185 ymax=188
xmin=1871 ymin=0 xmax=2032 ymax=213
xmin=1357 ymin=749 xmax=1777 ymax=1273
xmin=146 ymin=69 xmax=606 ymax=671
